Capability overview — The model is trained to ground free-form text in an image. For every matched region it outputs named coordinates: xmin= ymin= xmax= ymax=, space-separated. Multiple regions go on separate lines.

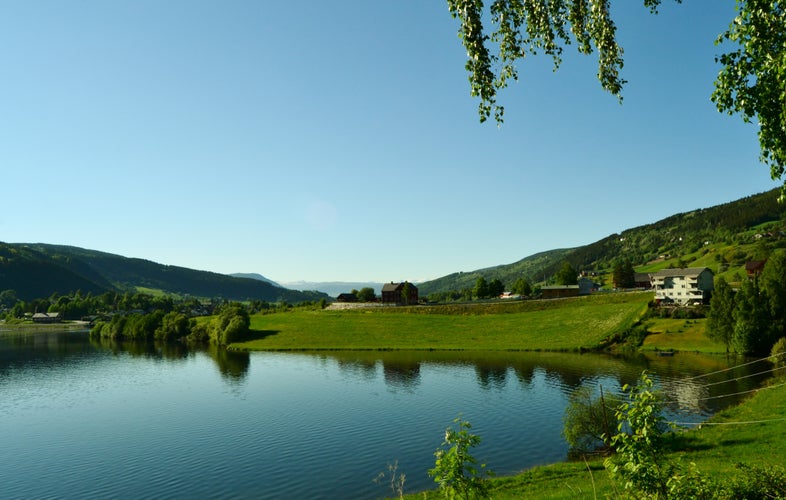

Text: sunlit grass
xmin=641 ymin=318 xmax=727 ymax=354
xmin=233 ymin=292 xmax=652 ymax=352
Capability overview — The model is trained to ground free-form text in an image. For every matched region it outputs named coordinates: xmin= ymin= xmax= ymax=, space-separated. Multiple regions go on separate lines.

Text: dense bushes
xmin=707 ymin=250 xmax=786 ymax=355
xmin=90 ymin=302 xmax=250 ymax=346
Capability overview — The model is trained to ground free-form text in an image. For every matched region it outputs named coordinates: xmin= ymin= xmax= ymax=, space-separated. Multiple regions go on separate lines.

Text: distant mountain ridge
xmin=2 ymin=188 xmax=783 ymax=302
xmin=0 ymin=243 xmax=329 ymax=303
xmin=279 ymin=281 xmax=386 ymax=297
xmin=229 ymin=273 xmax=282 ymax=288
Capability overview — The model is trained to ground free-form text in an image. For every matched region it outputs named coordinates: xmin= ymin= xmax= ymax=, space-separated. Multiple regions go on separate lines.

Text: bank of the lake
xmin=232 ymin=292 xmax=652 ymax=352
xmin=414 ymin=375 xmax=786 ymax=499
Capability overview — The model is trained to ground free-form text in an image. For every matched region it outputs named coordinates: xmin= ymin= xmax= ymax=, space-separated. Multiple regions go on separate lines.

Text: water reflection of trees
xmin=207 ymin=344 xmax=250 ymax=381
xmin=383 ymin=361 xmax=421 ymax=389
xmin=260 ymin=350 xmax=775 ymax=412
xmin=334 ymin=357 xmax=377 ymax=381
xmin=89 ymin=336 xmax=251 ymax=382
xmin=0 ymin=330 xmax=97 ymax=372
xmin=475 ymin=364 xmax=508 ymax=390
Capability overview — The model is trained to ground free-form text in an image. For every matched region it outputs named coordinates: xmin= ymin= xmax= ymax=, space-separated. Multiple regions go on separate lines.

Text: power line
xmin=661 ymin=379 xmax=786 ymax=405
xmin=697 ymin=379 xmax=786 ymax=402
xmin=700 ymin=364 xmax=786 ymax=388
xmin=671 ymin=416 xmax=786 ymax=427
xmin=679 ymin=351 xmax=786 ymax=382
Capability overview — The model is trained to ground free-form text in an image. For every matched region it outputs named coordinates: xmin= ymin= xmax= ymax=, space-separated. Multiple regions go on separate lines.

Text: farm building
xmin=381 ymin=282 xmax=418 ymax=305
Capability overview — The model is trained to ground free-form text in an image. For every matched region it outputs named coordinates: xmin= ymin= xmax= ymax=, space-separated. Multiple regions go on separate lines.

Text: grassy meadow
xmin=640 ymin=317 xmax=728 ymax=354
xmin=232 ymin=292 xmax=652 ymax=352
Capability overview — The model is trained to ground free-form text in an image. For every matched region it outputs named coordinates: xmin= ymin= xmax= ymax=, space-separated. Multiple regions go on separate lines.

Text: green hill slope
xmin=0 ymin=243 xmax=328 ymax=303
xmin=419 ymin=188 xmax=786 ymax=295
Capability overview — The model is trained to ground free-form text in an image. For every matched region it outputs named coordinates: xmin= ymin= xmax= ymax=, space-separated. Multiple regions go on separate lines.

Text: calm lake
xmin=0 ymin=329 xmax=769 ymax=499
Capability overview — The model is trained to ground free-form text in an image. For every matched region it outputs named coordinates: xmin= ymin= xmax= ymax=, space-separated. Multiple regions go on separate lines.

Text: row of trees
xmin=428 ymin=275 xmax=535 ymax=303
xmin=0 ymin=289 xmax=209 ymax=321
xmin=90 ymin=302 xmax=251 ymax=346
xmin=708 ymin=250 xmax=786 ymax=355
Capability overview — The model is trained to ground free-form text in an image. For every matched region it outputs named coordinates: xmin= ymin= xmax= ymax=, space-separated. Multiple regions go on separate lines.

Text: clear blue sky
xmin=0 ymin=1 xmax=777 ymax=284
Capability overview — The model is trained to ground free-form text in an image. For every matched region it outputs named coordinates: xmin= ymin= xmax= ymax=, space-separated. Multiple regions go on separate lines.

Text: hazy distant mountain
xmin=280 ymin=281 xmax=385 ymax=298
xmin=229 ymin=273 xmax=282 ymax=288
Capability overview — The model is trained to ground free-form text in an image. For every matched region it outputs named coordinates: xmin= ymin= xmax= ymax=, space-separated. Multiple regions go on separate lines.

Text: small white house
xmin=649 ymin=267 xmax=714 ymax=305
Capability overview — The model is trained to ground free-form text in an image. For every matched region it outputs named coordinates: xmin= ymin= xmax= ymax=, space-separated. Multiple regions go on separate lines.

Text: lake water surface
xmin=0 ymin=329 xmax=769 ymax=499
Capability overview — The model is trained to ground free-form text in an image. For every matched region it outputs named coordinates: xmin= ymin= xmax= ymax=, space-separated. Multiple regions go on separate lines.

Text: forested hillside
xmin=0 ymin=243 xmax=328 ymax=303
xmin=420 ymin=188 xmax=786 ymax=296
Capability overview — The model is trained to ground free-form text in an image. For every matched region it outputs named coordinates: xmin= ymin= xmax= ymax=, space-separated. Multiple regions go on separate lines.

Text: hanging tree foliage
xmin=447 ymin=0 xmax=786 ymax=192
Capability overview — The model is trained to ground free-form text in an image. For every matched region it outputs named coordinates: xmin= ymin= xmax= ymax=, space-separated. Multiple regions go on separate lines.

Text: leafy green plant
xmin=720 ymin=463 xmax=786 ymax=499
xmin=428 ymin=416 xmax=493 ymax=499
xmin=604 ymin=371 xmax=674 ymax=499
xmin=772 ymin=337 xmax=786 ymax=369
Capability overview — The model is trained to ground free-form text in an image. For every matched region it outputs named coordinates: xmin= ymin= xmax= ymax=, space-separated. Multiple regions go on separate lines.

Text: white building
xmin=649 ymin=267 xmax=714 ymax=305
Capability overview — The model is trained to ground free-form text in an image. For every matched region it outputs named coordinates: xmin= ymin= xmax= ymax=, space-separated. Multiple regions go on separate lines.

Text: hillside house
xmin=381 ymin=282 xmax=418 ymax=305
xmin=745 ymin=260 xmax=766 ymax=278
xmin=634 ymin=273 xmax=652 ymax=289
xmin=650 ymin=267 xmax=714 ymax=305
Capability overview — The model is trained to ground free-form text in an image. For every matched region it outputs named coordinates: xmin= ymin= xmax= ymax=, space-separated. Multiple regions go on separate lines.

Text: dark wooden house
xmin=381 ymin=282 xmax=418 ymax=305
xmin=540 ymin=285 xmax=580 ymax=299
xmin=336 ymin=293 xmax=357 ymax=303
xmin=745 ymin=260 xmax=767 ymax=278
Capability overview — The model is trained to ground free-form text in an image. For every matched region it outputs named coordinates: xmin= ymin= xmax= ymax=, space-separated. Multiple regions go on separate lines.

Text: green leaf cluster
xmin=712 ymin=0 xmax=786 ymax=195
xmin=447 ymin=1 xmax=785 ymax=192
xmin=604 ymin=371 xmax=674 ymax=499
xmin=428 ymin=416 xmax=493 ymax=499
xmin=447 ymin=0 xmax=642 ymax=123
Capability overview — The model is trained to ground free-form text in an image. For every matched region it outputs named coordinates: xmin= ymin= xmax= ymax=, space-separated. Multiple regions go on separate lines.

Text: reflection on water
xmin=0 ymin=330 xmax=772 ymax=499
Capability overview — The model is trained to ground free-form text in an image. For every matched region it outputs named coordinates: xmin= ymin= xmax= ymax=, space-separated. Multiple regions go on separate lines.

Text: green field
xmin=232 ymin=292 xmax=652 ymax=352
xmin=640 ymin=317 xmax=728 ymax=354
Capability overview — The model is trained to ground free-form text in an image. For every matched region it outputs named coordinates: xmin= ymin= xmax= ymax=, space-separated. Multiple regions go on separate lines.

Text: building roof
xmin=745 ymin=260 xmax=767 ymax=273
xmin=649 ymin=267 xmax=712 ymax=278
xmin=381 ymin=282 xmax=417 ymax=292
xmin=32 ymin=312 xmax=61 ymax=318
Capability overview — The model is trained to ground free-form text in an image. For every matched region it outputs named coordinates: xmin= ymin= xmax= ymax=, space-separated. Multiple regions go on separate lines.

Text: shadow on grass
xmin=245 ymin=329 xmax=280 ymax=341
xmin=668 ymin=433 xmax=757 ymax=453
xmin=667 ymin=434 xmax=716 ymax=453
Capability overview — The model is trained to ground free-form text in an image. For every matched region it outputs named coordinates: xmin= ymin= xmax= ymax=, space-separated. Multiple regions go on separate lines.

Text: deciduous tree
xmin=555 ymin=261 xmax=578 ymax=285
xmin=487 ymin=278 xmax=505 ymax=297
xmin=446 ymin=0 xmax=786 ymax=191
xmin=473 ymin=276 xmax=489 ymax=299
xmin=511 ymin=277 xmax=532 ymax=296
xmin=707 ymin=276 xmax=736 ymax=353
xmin=759 ymin=250 xmax=786 ymax=340
xmin=356 ymin=287 xmax=377 ymax=302
xmin=732 ymin=278 xmax=771 ymax=355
